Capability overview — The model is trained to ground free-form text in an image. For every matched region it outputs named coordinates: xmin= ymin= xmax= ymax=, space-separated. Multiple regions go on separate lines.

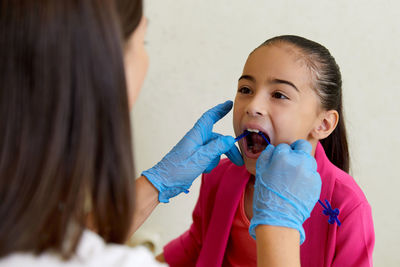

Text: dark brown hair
xmin=116 ymin=0 xmax=143 ymax=41
xmin=259 ymin=35 xmax=350 ymax=173
xmin=0 ymin=0 xmax=142 ymax=259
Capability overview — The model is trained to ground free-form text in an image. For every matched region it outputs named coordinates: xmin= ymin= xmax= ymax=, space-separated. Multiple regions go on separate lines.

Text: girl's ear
xmin=312 ymin=110 xmax=339 ymax=140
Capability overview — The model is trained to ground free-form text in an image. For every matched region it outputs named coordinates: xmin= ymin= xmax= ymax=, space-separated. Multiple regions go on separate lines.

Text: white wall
xmin=131 ymin=0 xmax=400 ymax=265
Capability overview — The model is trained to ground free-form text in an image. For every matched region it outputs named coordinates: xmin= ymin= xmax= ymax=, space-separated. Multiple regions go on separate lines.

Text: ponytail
xmin=320 ymin=102 xmax=349 ymax=172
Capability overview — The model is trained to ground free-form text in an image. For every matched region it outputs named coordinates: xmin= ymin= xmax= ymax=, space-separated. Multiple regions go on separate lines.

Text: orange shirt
xmin=222 ymin=189 xmax=256 ymax=266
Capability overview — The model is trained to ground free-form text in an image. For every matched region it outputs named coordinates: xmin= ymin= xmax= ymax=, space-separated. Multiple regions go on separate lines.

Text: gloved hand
xmin=249 ymin=140 xmax=321 ymax=244
xmin=142 ymin=100 xmax=244 ymax=203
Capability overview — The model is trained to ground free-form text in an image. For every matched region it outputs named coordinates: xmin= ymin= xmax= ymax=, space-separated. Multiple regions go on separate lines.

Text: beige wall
xmin=132 ymin=0 xmax=400 ymax=265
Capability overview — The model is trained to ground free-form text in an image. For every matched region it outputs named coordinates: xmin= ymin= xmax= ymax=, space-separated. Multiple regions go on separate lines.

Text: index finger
xmin=199 ymin=100 xmax=233 ymax=125
xmin=194 ymin=100 xmax=233 ymax=135
xmin=290 ymin=139 xmax=312 ymax=154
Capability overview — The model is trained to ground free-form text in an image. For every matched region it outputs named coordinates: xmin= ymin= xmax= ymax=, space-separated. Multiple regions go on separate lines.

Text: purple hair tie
xmin=318 ymin=199 xmax=341 ymax=226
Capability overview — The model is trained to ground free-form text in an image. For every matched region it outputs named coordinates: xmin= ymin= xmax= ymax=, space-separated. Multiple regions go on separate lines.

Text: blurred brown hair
xmin=116 ymin=0 xmax=143 ymax=41
xmin=0 ymin=0 xmax=142 ymax=259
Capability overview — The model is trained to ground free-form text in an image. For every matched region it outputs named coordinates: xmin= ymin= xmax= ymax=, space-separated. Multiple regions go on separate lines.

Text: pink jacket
xmin=164 ymin=143 xmax=375 ymax=266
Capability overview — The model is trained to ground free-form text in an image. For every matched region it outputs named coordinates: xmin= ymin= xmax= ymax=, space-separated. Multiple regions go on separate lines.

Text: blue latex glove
xmin=142 ymin=101 xmax=244 ymax=203
xmin=249 ymin=140 xmax=322 ymax=244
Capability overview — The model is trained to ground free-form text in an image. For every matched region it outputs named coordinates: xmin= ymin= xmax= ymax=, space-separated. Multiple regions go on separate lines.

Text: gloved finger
xmin=290 ymin=139 xmax=312 ymax=154
xmin=273 ymin=143 xmax=291 ymax=156
xmin=225 ymin=145 xmax=244 ymax=166
xmin=195 ymin=135 xmax=236 ymax=164
xmin=211 ymin=132 xmax=244 ymax=166
xmin=193 ymin=101 xmax=233 ymax=137
xmin=204 ymin=157 xmax=221 ymax=173
xmin=200 ymin=100 xmax=233 ymax=125
xmin=256 ymin=144 xmax=274 ymax=169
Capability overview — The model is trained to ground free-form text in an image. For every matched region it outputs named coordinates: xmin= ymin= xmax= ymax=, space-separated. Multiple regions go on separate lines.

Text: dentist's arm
xmin=252 ymin=140 xmax=322 ymax=267
xmin=130 ymin=176 xmax=159 ymax=235
xmin=256 ymin=226 xmax=300 ymax=267
xmin=130 ymin=101 xmax=243 ymax=233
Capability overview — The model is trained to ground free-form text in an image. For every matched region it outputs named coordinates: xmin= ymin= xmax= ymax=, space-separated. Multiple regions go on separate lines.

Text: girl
xmin=159 ymin=35 xmax=375 ymax=266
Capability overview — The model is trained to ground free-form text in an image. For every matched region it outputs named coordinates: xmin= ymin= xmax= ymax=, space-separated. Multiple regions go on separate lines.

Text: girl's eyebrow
xmin=270 ymin=78 xmax=299 ymax=92
xmin=238 ymin=75 xmax=255 ymax=82
xmin=239 ymin=75 xmax=299 ymax=92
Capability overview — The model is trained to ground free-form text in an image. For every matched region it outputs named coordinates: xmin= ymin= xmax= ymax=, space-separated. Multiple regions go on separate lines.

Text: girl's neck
xmin=244 ymin=175 xmax=256 ymax=220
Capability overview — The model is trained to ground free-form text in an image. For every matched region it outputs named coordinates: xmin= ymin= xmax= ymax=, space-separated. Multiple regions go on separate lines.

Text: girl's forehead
xmin=243 ymin=44 xmax=313 ymax=88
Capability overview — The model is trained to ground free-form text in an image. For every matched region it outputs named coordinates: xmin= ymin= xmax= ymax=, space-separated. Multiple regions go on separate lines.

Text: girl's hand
xmin=249 ymin=140 xmax=321 ymax=244
xmin=142 ymin=101 xmax=244 ymax=203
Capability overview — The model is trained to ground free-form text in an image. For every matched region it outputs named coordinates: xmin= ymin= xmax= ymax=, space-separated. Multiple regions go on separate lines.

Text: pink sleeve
xmin=163 ymin=176 xmax=205 ymax=266
xmin=332 ymin=202 xmax=375 ymax=266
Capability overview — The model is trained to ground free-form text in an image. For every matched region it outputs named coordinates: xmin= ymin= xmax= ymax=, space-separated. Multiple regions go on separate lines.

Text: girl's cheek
xmin=232 ymin=104 xmax=241 ymax=129
xmin=233 ymin=118 xmax=241 ymax=136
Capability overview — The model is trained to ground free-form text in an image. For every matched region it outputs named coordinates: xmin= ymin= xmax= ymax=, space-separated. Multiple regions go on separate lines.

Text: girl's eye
xmin=272 ymin=91 xmax=289 ymax=100
xmin=238 ymin=87 xmax=252 ymax=94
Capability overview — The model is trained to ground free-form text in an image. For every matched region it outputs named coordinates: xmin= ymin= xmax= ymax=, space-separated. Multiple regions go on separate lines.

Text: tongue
xmin=249 ymin=133 xmax=267 ymax=154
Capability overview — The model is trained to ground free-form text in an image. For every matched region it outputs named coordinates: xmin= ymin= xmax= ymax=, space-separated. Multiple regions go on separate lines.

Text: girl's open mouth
xmin=242 ymin=129 xmax=270 ymax=159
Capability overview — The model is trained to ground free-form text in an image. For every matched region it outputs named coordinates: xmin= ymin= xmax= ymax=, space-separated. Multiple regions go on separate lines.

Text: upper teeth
xmin=247 ymin=128 xmax=260 ymax=133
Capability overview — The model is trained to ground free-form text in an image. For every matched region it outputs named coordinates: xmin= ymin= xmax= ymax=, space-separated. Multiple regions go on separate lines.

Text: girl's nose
xmin=245 ymin=94 xmax=267 ymax=117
